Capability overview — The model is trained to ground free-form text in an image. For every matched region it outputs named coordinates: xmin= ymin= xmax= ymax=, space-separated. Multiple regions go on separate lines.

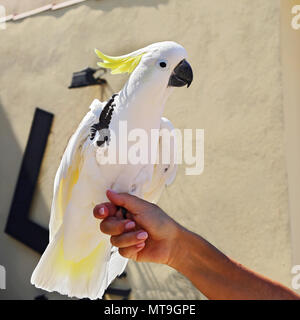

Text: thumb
xmin=106 ymin=190 xmax=149 ymax=214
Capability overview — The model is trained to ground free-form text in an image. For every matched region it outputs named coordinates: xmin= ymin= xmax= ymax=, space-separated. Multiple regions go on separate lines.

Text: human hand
xmin=93 ymin=190 xmax=181 ymax=265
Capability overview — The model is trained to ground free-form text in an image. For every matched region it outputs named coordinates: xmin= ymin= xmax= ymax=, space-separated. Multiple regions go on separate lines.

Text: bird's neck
xmin=116 ymin=81 xmax=172 ymax=131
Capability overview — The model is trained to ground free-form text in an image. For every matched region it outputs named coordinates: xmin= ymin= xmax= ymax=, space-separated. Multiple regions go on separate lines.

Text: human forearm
xmin=169 ymin=226 xmax=299 ymax=300
xmin=95 ymin=192 xmax=300 ymax=300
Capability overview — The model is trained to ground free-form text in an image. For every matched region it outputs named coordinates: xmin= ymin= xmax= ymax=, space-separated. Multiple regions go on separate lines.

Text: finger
xmin=110 ymin=230 xmax=148 ymax=248
xmin=93 ymin=202 xmax=117 ymax=219
xmin=119 ymin=242 xmax=145 ymax=259
xmin=100 ymin=217 xmax=136 ymax=236
xmin=106 ymin=190 xmax=148 ymax=213
xmin=93 ymin=205 xmax=108 ymax=219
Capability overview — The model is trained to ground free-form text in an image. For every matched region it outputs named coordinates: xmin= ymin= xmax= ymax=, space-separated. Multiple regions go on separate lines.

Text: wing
xmin=142 ymin=117 xmax=178 ymax=203
xmin=49 ymin=99 xmax=104 ymax=241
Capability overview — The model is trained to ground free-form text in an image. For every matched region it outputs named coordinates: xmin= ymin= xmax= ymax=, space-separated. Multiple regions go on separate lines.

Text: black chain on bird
xmin=90 ymin=93 xmax=118 ymax=147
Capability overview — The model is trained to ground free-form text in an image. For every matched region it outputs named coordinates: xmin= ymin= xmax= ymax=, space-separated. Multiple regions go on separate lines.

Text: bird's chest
xmin=82 ymin=142 xmax=155 ymax=197
xmin=85 ymin=94 xmax=161 ymax=195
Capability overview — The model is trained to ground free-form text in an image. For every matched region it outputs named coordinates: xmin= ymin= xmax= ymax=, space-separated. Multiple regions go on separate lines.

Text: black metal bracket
xmin=5 ymin=108 xmax=52 ymax=253
xmin=68 ymin=67 xmax=107 ymax=89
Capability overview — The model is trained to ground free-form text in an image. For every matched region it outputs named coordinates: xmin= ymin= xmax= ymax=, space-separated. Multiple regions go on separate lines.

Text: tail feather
xmin=107 ymin=247 xmax=128 ymax=285
xmin=31 ymin=229 xmax=117 ymax=299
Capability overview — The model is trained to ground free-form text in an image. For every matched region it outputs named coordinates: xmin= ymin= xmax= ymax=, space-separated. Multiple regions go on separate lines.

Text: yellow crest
xmin=95 ymin=48 xmax=144 ymax=74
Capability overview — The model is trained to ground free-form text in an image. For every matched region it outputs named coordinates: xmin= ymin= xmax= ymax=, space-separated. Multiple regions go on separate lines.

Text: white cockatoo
xmin=31 ymin=41 xmax=193 ymax=299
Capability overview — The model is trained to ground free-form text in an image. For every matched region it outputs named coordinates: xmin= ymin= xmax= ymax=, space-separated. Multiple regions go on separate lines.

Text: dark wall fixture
xmin=5 ymin=108 xmax=52 ymax=253
xmin=68 ymin=67 xmax=107 ymax=89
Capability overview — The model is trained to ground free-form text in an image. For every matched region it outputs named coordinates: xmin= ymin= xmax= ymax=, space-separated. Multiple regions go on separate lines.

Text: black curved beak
xmin=168 ymin=59 xmax=193 ymax=88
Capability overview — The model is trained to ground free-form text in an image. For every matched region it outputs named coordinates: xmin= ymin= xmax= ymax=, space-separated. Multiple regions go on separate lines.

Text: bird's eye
xmin=157 ymin=59 xmax=168 ymax=69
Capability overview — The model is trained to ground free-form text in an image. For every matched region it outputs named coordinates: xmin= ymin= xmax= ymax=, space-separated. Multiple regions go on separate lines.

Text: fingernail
xmin=98 ymin=207 xmax=105 ymax=217
xmin=137 ymin=231 xmax=148 ymax=240
xmin=108 ymin=189 xmax=117 ymax=194
xmin=125 ymin=221 xmax=135 ymax=230
xmin=136 ymin=242 xmax=145 ymax=249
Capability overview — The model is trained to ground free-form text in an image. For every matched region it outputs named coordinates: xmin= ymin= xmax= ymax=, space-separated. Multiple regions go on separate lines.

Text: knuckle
xmin=119 ymin=248 xmax=129 ymax=258
xmin=100 ymin=221 xmax=109 ymax=234
xmin=110 ymin=236 xmax=119 ymax=247
xmin=117 ymin=222 xmax=125 ymax=234
xmin=151 ymin=203 xmax=159 ymax=210
xmin=151 ymin=203 xmax=162 ymax=214
xmin=100 ymin=218 xmax=122 ymax=235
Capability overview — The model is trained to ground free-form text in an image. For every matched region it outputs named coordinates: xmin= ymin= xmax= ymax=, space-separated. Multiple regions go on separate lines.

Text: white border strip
xmin=4 ymin=0 xmax=87 ymax=22
xmin=0 ymin=14 xmax=12 ymax=23
xmin=52 ymin=0 xmax=86 ymax=11
xmin=13 ymin=4 xmax=52 ymax=21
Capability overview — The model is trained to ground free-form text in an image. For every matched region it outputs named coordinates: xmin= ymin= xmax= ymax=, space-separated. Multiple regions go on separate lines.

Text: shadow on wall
xmin=128 ymin=261 xmax=202 ymax=300
xmin=0 ymin=99 xmax=50 ymax=299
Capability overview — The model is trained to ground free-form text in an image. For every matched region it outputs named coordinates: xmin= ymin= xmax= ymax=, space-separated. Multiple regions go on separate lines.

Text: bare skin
xmin=93 ymin=190 xmax=300 ymax=300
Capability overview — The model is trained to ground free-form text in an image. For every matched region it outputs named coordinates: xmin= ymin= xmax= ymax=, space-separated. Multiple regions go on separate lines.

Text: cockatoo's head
xmin=95 ymin=41 xmax=193 ymax=97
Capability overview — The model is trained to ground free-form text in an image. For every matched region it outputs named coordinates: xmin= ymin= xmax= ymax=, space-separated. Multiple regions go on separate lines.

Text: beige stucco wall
xmin=0 ymin=0 xmax=295 ymax=299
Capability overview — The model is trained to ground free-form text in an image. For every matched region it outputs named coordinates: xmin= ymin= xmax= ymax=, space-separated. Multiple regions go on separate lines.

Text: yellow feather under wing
xmin=57 ymin=157 xmax=80 ymax=223
xmin=50 ymin=151 xmax=81 ymax=240
xmin=31 ymin=227 xmax=110 ymax=299
xmin=55 ymin=235 xmax=106 ymax=281
xmin=32 ymin=151 xmax=111 ymax=298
